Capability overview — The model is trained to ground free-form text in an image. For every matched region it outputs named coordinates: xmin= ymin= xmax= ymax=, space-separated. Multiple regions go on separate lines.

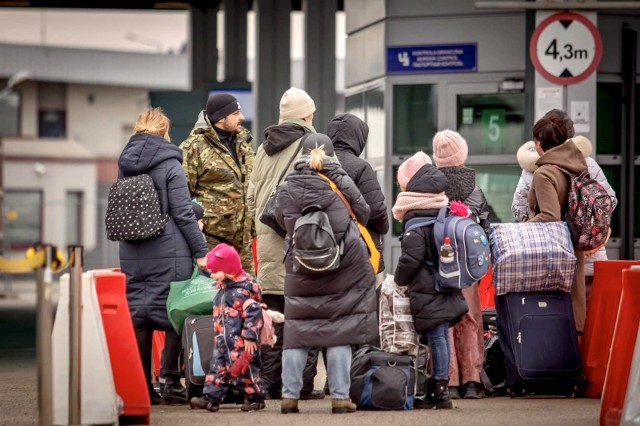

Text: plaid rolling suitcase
xmin=495 ymin=291 xmax=584 ymax=397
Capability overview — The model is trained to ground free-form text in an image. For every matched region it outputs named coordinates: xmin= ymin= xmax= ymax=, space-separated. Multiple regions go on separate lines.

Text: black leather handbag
xmin=259 ymin=135 xmax=307 ymax=237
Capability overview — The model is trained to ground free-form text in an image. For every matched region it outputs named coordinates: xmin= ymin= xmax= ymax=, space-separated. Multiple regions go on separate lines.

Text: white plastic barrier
xmin=622 ymin=324 xmax=640 ymax=425
xmin=52 ymin=272 xmax=118 ymax=425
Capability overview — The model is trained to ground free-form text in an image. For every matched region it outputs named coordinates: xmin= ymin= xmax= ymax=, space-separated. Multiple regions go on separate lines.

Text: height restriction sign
xmin=530 ymin=12 xmax=602 ymax=85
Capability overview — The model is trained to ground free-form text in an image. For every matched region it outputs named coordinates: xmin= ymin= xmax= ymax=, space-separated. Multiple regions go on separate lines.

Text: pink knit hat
xmin=206 ymin=243 xmax=244 ymax=277
xmin=397 ymin=151 xmax=432 ymax=191
xmin=432 ymin=129 xmax=468 ymax=168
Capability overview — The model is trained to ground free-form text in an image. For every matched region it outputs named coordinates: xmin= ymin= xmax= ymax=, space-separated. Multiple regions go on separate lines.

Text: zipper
xmin=517 ymin=332 xmax=522 ymax=344
xmin=221 ymin=287 xmax=231 ymax=356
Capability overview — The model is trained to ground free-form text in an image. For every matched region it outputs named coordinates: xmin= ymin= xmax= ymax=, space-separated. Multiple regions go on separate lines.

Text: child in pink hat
xmin=432 ymin=129 xmax=490 ymax=400
xmin=190 ymin=243 xmax=267 ymax=413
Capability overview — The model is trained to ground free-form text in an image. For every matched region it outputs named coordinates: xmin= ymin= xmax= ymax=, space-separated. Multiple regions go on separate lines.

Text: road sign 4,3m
xmin=530 ymin=11 xmax=603 ymax=85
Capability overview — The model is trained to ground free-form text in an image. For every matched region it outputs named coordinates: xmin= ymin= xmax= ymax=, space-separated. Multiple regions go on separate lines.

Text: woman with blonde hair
xmin=117 ymin=108 xmax=208 ymax=405
xmin=273 ymin=133 xmax=377 ymax=414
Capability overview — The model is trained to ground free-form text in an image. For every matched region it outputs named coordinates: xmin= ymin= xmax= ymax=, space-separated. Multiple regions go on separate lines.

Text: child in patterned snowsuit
xmin=189 ymin=243 xmax=267 ymax=412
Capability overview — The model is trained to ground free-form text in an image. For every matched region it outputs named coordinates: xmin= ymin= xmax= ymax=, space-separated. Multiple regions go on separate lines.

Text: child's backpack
xmin=551 ymin=166 xmax=613 ymax=251
xmin=242 ymin=298 xmax=276 ymax=347
xmin=105 ymin=174 xmax=169 ymax=241
xmin=290 ymin=206 xmax=341 ymax=274
xmin=404 ymin=206 xmax=490 ymax=291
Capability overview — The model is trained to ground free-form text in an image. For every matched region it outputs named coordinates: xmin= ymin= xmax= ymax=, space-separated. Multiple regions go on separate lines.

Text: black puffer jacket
xmin=274 ymin=164 xmax=377 ymax=349
xmin=118 ymin=133 xmax=208 ymax=328
xmin=439 ymin=166 xmax=491 ymax=236
xmin=394 ymin=165 xmax=468 ymax=334
xmin=328 ymin=113 xmax=389 ymax=271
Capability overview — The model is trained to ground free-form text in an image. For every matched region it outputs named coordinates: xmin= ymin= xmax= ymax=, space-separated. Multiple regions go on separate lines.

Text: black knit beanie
xmin=206 ymin=93 xmax=240 ymax=124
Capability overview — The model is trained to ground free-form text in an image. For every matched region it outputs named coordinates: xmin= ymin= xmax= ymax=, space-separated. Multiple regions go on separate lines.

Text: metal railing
xmin=0 ymin=244 xmax=84 ymax=426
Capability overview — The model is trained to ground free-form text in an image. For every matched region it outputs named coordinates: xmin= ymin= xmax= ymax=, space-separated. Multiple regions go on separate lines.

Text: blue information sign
xmin=387 ymin=43 xmax=478 ymax=74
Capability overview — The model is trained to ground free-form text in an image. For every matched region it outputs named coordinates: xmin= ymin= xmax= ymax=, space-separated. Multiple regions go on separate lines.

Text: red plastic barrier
xmin=600 ymin=267 xmax=640 ymax=426
xmin=152 ymin=331 xmax=166 ymax=382
xmin=479 ymin=265 xmax=495 ymax=311
xmin=581 ymin=260 xmax=640 ymax=398
xmin=93 ymin=270 xmax=150 ymax=425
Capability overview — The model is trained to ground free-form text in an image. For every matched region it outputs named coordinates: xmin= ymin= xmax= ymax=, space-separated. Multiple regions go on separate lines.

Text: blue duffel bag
xmin=349 ymin=345 xmax=415 ymax=410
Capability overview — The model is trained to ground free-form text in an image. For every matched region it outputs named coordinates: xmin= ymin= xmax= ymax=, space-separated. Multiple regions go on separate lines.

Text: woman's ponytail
xmin=308 ymin=146 xmax=326 ymax=171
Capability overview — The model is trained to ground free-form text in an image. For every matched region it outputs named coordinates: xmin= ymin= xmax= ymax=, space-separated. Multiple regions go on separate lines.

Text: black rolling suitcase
xmin=182 ymin=315 xmax=243 ymax=403
xmin=495 ymin=291 xmax=584 ymax=397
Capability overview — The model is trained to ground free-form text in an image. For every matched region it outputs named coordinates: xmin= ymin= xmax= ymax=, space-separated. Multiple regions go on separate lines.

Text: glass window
xmin=0 ymin=92 xmax=20 ymax=137
xmin=474 ymin=165 xmax=522 ymax=224
xmin=457 ymin=93 xmax=525 ymax=155
xmin=66 ymin=191 xmax=83 ymax=245
xmin=596 ymin=83 xmax=622 ymax=155
xmin=393 ymin=84 xmax=437 ymax=155
xmin=39 ymin=110 xmax=66 ymax=138
xmin=345 ymin=93 xmax=365 ymax=122
xmin=365 ymin=87 xmax=385 ymax=159
xmin=4 ymin=191 xmax=42 ymax=249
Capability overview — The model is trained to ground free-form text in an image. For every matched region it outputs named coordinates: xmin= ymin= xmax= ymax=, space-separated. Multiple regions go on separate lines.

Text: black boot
xmin=161 ymin=375 xmax=187 ymax=405
xmin=425 ymin=378 xmax=453 ymax=409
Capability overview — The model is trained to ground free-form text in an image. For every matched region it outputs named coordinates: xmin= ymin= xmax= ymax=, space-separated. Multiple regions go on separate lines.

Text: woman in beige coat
xmin=527 ymin=110 xmax=588 ymax=333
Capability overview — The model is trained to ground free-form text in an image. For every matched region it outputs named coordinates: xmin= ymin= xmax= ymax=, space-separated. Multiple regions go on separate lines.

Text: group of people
xmin=116 ymin=88 xmax=614 ymax=414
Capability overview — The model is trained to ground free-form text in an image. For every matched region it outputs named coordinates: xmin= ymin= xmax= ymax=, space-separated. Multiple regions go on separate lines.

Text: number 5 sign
xmin=530 ymin=12 xmax=602 ymax=85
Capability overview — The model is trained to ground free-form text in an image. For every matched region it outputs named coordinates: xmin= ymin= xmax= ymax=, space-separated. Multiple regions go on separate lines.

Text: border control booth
xmin=343 ymin=0 xmax=640 ymax=270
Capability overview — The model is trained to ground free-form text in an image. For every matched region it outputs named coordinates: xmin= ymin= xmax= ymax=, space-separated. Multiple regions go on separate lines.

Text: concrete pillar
xmin=254 ymin=0 xmax=291 ymax=140
xmin=223 ymin=0 xmax=249 ymax=83
xmin=304 ymin=0 xmax=337 ymax=133
xmin=191 ymin=4 xmax=219 ymax=89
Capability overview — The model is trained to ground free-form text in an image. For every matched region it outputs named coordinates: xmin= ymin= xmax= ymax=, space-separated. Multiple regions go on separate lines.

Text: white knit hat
xmin=279 ymin=87 xmax=316 ymax=120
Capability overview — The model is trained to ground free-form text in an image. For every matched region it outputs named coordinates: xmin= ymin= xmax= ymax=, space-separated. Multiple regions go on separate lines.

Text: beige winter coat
xmin=246 ymin=119 xmax=315 ymax=295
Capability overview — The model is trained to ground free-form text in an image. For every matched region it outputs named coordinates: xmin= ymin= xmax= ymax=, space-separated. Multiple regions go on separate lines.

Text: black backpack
xmin=290 ymin=207 xmax=341 ymax=274
xmin=105 ymin=174 xmax=169 ymax=241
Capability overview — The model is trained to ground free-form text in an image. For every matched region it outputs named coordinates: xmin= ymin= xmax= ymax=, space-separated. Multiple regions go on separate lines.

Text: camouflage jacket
xmin=180 ymin=111 xmax=256 ymax=249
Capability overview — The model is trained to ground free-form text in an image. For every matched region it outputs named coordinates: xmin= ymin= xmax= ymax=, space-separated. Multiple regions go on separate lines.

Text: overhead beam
xmin=476 ymin=1 xmax=640 ymax=9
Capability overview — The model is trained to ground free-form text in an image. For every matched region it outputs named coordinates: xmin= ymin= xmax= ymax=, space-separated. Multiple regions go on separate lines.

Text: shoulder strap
xmin=242 ymin=297 xmax=259 ymax=311
xmin=275 ymin=134 xmax=310 ymax=187
xmin=404 ymin=217 xmax=436 ymax=233
xmin=317 ymin=173 xmax=357 ymax=221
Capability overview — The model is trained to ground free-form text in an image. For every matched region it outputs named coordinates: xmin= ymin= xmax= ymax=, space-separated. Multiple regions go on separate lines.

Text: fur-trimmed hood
xmin=517 ymin=137 xmax=593 ymax=172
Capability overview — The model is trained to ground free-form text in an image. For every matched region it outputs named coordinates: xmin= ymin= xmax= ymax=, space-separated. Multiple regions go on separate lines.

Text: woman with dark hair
xmin=527 ymin=109 xmax=588 ymax=333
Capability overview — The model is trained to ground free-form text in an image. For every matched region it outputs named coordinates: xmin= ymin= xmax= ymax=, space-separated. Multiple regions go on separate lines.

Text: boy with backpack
xmin=392 ymin=152 xmax=468 ymax=409
xmin=189 ymin=243 xmax=267 ymax=412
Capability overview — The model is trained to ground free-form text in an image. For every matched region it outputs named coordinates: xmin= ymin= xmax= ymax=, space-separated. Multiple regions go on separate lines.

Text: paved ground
xmin=0 ymin=282 xmax=602 ymax=426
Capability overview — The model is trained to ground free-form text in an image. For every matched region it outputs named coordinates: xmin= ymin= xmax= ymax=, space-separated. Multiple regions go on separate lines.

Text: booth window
xmin=393 ymin=84 xmax=437 ymax=155
xmin=474 ymin=165 xmax=521 ymax=223
xmin=456 ymin=93 xmax=525 ymax=155
xmin=38 ymin=110 xmax=66 ymax=138
xmin=0 ymin=92 xmax=20 ymax=137
xmin=66 ymin=191 xmax=83 ymax=245
xmin=3 ymin=190 xmax=43 ymax=250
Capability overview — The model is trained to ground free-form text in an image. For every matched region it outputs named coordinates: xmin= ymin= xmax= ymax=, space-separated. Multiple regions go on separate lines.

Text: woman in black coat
xmin=274 ymin=134 xmax=377 ymax=414
xmin=392 ymin=152 xmax=468 ymax=409
xmin=117 ymin=108 xmax=208 ymax=405
xmin=327 ymin=113 xmax=389 ymax=274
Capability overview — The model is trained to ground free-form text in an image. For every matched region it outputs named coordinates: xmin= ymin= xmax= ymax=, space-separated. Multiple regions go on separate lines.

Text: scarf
xmin=392 ymin=191 xmax=449 ymax=221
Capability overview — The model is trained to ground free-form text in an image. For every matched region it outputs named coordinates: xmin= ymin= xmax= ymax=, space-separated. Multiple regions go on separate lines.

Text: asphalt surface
xmin=0 ymin=284 xmax=602 ymax=426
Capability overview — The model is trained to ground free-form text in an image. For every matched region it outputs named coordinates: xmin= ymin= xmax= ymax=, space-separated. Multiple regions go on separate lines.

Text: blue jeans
xmin=282 ymin=346 xmax=352 ymax=399
xmin=426 ymin=322 xmax=450 ymax=381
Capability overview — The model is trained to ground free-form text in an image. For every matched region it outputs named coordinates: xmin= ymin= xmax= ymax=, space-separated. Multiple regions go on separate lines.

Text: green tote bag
xmin=166 ymin=267 xmax=217 ymax=334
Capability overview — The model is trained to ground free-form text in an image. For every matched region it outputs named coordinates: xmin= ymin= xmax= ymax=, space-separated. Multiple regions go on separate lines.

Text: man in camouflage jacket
xmin=180 ymin=93 xmax=256 ymax=273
